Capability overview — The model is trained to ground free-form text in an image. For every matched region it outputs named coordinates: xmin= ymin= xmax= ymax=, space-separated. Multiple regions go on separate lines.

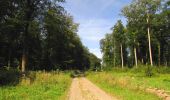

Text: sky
xmin=63 ymin=0 xmax=132 ymax=58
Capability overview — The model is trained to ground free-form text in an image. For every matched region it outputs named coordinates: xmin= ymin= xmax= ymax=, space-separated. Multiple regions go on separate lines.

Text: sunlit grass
xmin=0 ymin=71 xmax=71 ymax=100
xmin=87 ymin=71 xmax=163 ymax=100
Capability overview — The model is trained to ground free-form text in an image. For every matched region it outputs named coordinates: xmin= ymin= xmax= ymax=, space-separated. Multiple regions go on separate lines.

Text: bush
xmin=145 ymin=66 xmax=154 ymax=77
xmin=109 ymin=67 xmax=129 ymax=73
xmin=154 ymin=67 xmax=170 ymax=74
xmin=70 ymin=70 xmax=85 ymax=78
xmin=0 ymin=68 xmax=20 ymax=86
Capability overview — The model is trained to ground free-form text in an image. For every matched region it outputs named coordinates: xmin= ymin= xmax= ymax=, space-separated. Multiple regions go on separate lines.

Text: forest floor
xmin=68 ymin=77 xmax=117 ymax=100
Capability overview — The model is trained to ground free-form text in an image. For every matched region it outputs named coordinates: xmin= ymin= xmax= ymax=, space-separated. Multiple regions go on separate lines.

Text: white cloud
xmin=78 ymin=18 xmax=114 ymax=40
xmin=64 ymin=0 xmax=131 ymax=18
xmin=90 ymin=48 xmax=102 ymax=59
xmin=76 ymin=18 xmax=114 ymax=58
xmin=63 ymin=0 xmax=132 ymax=58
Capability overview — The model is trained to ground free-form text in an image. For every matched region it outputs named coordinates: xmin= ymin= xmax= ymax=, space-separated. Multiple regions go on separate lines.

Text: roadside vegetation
xmin=0 ymin=0 xmax=169 ymax=99
xmin=0 ymin=0 xmax=100 ymax=99
xmin=88 ymin=66 xmax=170 ymax=100
xmin=95 ymin=0 xmax=170 ymax=99
xmin=0 ymin=71 xmax=71 ymax=100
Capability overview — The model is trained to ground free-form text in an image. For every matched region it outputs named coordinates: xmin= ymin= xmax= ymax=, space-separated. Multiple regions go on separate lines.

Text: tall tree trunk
xmin=114 ymin=39 xmax=116 ymax=67
xmin=134 ymin=47 xmax=138 ymax=68
xmin=21 ymin=49 xmax=26 ymax=72
xmin=165 ymin=60 xmax=167 ymax=67
xmin=101 ymin=65 xmax=103 ymax=71
xmin=8 ymin=46 xmax=11 ymax=68
xmin=21 ymin=22 xmax=29 ymax=73
xmin=21 ymin=27 xmax=27 ymax=73
xmin=147 ymin=13 xmax=153 ymax=66
xmin=120 ymin=44 xmax=124 ymax=68
xmin=158 ymin=43 xmax=160 ymax=66
xmin=21 ymin=0 xmax=32 ymax=73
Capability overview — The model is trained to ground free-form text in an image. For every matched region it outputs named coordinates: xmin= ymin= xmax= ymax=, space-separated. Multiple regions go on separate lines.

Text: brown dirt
xmin=146 ymin=88 xmax=170 ymax=100
xmin=68 ymin=77 xmax=117 ymax=100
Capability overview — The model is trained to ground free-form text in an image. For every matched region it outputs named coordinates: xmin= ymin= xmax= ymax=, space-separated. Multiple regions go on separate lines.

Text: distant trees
xmin=100 ymin=34 xmax=114 ymax=67
xmin=112 ymin=20 xmax=126 ymax=68
xmin=100 ymin=0 xmax=170 ymax=68
xmin=100 ymin=21 xmax=127 ymax=68
xmin=89 ymin=53 xmax=101 ymax=71
xmin=0 ymin=0 xmax=100 ymax=71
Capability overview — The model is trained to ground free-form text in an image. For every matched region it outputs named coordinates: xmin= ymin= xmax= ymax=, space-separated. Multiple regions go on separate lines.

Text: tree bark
xmin=147 ymin=13 xmax=153 ymax=66
xmin=158 ymin=43 xmax=160 ymax=66
xmin=21 ymin=0 xmax=32 ymax=73
xmin=21 ymin=25 xmax=28 ymax=73
xmin=120 ymin=44 xmax=124 ymax=68
xmin=7 ymin=46 xmax=11 ymax=68
xmin=114 ymin=39 xmax=116 ymax=67
xmin=134 ymin=47 xmax=138 ymax=68
xmin=21 ymin=49 xmax=26 ymax=73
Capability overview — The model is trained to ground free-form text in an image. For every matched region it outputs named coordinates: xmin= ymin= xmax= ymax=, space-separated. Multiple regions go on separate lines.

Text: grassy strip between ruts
xmin=0 ymin=71 xmax=72 ymax=100
xmin=87 ymin=71 xmax=163 ymax=100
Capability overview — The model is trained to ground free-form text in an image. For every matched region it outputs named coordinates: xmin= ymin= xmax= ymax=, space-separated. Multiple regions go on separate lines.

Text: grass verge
xmin=0 ymin=71 xmax=71 ymax=100
xmin=87 ymin=71 xmax=162 ymax=100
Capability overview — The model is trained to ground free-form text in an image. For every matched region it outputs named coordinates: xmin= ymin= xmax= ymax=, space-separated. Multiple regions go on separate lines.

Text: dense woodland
xmin=0 ymin=0 xmax=101 ymax=72
xmin=0 ymin=0 xmax=170 ymax=99
xmin=100 ymin=0 xmax=170 ymax=68
xmin=0 ymin=0 xmax=170 ymax=73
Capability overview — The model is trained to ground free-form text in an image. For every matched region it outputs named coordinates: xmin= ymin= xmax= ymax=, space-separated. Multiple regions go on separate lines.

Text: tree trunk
xmin=165 ymin=60 xmax=167 ymax=67
xmin=21 ymin=49 xmax=26 ymax=73
xmin=101 ymin=65 xmax=103 ymax=71
xmin=120 ymin=44 xmax=124 ymax=68
xmin=142 ymin=58 xmax=144 ymax=64
xmin=114 ymin=39 xmax=116 ymax=67
xmin=21 ymin=23 xmax=29 ymax=73
xmin=158 ymin=43 xmax=160 ymax=66
xmin=21 ymin=0 xmax=32 ymax=73
xmin=147 ymin=13 xmax=153 ymax=66
xmin=7 ymin=47 xmax=11 ymax=68
xmin=134 ymin=47 xmax=138 ymax=68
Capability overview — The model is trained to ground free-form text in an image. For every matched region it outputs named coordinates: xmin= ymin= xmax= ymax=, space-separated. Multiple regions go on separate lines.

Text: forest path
xmin=68 ymin=77 xmax=117 ymax=100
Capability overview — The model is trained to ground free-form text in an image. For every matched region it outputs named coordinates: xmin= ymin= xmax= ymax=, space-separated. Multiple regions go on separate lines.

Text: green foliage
xmin=88 ymin=53 xmax=101 ymax=71
xmin=100 ymin=20 xmax=128 ymax=68
xmin=145 ymin=66 xmax=154 ymax=77
xmin=0 ymin=72 xmax=71 ymax=100
xmin=0 ymin=0 xmax=95 ymax=71
xmin=0 ymin=68 xmax=20 ymax=86
xmin=101 ymin=0 xmax=170 ymax=69
xmin=70 ymin=70 xmax=85 ymax=78
xmin=130 ymin=65 xmax=170 ymax=75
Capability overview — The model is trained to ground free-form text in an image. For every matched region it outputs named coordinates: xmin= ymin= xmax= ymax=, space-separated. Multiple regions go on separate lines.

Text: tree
xmin=0 ymin=0 xmax=93 ymax=71
xmin=100 ymin=0 xmax=169 ymax=68
xmin=122 ymin=2 xmax=140 ymax=68
xmin=89 ymin=53 xmax=101 ymax=71
xmin=100 ymin=34 xmax=114 ymax=68
xmin=122 ymin=0 xmax=161 ymax=66
xmin=100 ymin=20 xmax=127 ymax=69
xmin=153 ymin=0 xmax=170 ymax=66
xmin=113 ymin=20 xmax=126 ymax=68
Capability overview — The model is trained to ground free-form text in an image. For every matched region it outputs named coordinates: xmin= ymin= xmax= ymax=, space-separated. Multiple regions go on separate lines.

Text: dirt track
xmin=68 ymin=78 xmax=117 ymax=100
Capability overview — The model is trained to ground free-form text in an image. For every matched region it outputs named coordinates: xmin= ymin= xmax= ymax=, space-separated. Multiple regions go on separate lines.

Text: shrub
xmin=0 ymin=67 xmax=20 ymax=86
xmin=70 ymin=70 xmax=85 ymax=78
xmin=145 ymin=66 xmax=154 ymax=77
